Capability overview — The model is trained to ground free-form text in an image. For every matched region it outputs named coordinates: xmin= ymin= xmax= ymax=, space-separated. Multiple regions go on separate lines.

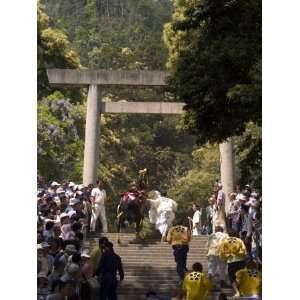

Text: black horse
xmin=116 ymin=169 xmax=148 ymax=244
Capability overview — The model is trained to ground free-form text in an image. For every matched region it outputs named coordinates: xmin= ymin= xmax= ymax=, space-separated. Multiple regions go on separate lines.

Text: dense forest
xmin=38 ymin=0 xmax=261 ymax=227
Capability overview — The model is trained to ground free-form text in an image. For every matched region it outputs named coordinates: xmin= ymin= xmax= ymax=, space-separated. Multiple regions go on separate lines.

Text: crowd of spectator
xmin=37 ymin=179 xmax=111 ymax=300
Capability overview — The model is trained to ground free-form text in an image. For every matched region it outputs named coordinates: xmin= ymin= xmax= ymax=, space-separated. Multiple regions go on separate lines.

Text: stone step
xmin=117 ymin=286 xmax=233 ymax=294
xmin=118 ymin=296 xmax=247 ymax=300
xmin=85 ymin=233 xmax=238 ymax=300
xmin=86 ymin=242 xmax=208 ymax=250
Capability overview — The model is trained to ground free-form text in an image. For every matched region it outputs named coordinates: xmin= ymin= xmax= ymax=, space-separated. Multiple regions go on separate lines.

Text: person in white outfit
xmin=206 ymin=224 xmax=229 ymax=289
xmin=148 ymin=190 xmax=177 ymax=242
xmin=90 ymin=180 xmax=108 ymax=233
xmin=191 ymin=203 xmax=202 ymax=236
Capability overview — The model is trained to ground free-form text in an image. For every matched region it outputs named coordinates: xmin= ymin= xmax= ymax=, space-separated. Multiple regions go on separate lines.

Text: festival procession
xmin=37 ymin=169 xmax=262 ymax=300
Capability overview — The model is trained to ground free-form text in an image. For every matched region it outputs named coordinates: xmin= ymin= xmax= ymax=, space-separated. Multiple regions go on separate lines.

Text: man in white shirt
xmin=190 ymin=203 xmax=202 ymax=236
xmin=90 ymin=179 xmax=108 ymax=233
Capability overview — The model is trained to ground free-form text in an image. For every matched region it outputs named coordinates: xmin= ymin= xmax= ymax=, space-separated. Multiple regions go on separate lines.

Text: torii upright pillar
xmin=83 ymin=85 xmax=102 ymax=186
xmin=219 ymin=138 xmax=235 ymax=213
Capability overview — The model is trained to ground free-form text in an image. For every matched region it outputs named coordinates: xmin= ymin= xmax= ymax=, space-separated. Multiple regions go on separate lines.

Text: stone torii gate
xmin=47 ymin=69 xmax=234 ymax=210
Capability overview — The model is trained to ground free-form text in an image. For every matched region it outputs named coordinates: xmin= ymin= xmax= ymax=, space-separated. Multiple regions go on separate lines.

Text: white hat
xmin=76 ymin=191 xmax=83 ymax=196
xmin=56 ymin=187 xmax=65 ymax=194
xmin=77 ymin=184 xmax=84 ymax=191
xmin=37 ymin=244 xmax=43 ymax=250
xmin=37 ymin=272 xmax=48 ymax=279
xmin=69 ymin=198 xmax=80 ymax=206
xmin=69 ymin=182 xmax=75 ymax=188
xmin=65 ymin=244 xmax=77 ymax=253
xmin=68 ymin=210 xmax=77 ymax=218
xmin=60 ymin=212 xmax=69 ymax=220
xmin=51 ymin=181 xmax=60 ymax=187
xmin=81 ymin=250 xmax=91 ymax=258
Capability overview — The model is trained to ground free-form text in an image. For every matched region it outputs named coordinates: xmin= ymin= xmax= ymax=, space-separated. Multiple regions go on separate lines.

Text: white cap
xmin=69 ymin=198 xmax=80 ymax=206
xmin=56 ymin=187 xmax=65 ymax=194
xmin=37 ymin=272 xmax=48 ymax=279
xmin=68 ymin=210 xmax=76 ymax=218
xmin=78 ymin=184 xmax=85 ymax=191
xmin=76 ymin=191 xmax=83 ymax=196
xmin=81 ymin=250 xmax=91 ymax=258
xmin=37 ymin=244 xmax=43 ymax=250
xmin=69 ymin=182 xmax=75 ymax=188
xmin=51 ymin=181 xmax=60 ymax=187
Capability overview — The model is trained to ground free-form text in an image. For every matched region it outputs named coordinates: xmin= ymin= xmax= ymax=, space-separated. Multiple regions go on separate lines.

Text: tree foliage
xmin=164 ymin=0 xmax=261 ymax=144
xmin=37 ymin=1 xmax=82 ymax=102
xmin=168 ymin=143 xmax=219 ymax=218
xmin=234 ymin=122 xmax=262 ymax=191
xmin=38 ymin=92 xmax=86 ymax=181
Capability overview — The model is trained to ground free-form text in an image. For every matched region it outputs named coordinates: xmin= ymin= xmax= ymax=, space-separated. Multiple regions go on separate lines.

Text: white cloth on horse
xmin=148 ymin=193 xmax=177 ymax=237
xmin=148 ymin=191 xmax=161 ymax=224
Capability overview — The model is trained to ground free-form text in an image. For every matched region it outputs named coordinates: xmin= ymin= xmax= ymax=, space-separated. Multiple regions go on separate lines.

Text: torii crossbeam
xmin=47 ymin=69 xmax=234 ymax=212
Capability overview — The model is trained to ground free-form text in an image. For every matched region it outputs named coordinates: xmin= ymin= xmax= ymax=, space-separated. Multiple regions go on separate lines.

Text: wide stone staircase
xmin=85 ymin=232 xmax=237 ymax=300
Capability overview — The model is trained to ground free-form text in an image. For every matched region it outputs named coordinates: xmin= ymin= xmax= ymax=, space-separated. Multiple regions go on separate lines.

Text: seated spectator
xmin=183 ymin=262 xmax=212 ymax=300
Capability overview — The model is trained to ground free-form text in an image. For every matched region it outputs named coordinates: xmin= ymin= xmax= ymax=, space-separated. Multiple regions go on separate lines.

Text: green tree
xmin=164 ymin=0 xmax=261 ymax=144
xmin=168 ymin=143 xmax=220 ymax=217
xmin=37 ymin=1 xmax=82 ymax=102
xmin=234 ymin=122 xmax=262 ymax=191
xmin=37 ymin=92 xmax=85 ymax=182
